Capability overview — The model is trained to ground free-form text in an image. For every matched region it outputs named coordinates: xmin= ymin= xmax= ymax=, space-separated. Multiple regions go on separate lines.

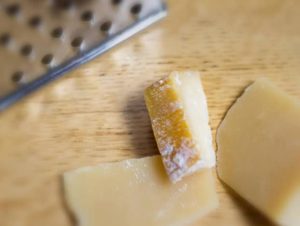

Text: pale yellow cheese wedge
xmin=217 ymin=78 xmax=300 ymax=226
xmin=144 ymin=71 xmax=215 ymax=182
xmin=64 ymin=156 xmax=218 ymax=226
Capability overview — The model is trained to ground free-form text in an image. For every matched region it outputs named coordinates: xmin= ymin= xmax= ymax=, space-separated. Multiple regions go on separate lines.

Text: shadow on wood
xmin=59 ymin=175 xmax=77 ymax=226
xmin=122 ymin=90 xmax=159 ymax=157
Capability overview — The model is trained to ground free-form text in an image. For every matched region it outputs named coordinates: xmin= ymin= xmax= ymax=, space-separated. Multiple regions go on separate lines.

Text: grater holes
xmin=28 ymin=16 xmax=42 ymax=28
xmin=81 ymin=10 xmax=93 ymax=22
xmin=5 ymin=3 xmax=20 ymax=16
xmin=0 ymin=33 xmax=11 ymax=46
xmin=71 ymin=37 xmax=83 ymax=48
xmin=100 ymin=21 xmax=112 ymax=33
xmin=51 ymin=27 xmax=64 ymax=38
xmin=130 ymin=3 xmax=142 ymax=15
xmin=111 ymin=0 xmax=123 ymax=5
xmin=41 ymin=54 xmax=54 ymax=65
xmin=11 ymin=71 xmax=24 ymax=84
xmin=54 ymin=0 xmax=73 ymax=10
xmin=20 ymin=44 xmax=33 ymax=56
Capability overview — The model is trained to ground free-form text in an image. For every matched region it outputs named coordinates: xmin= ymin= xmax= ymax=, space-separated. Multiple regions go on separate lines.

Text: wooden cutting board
xmin=1 ymin=0 xmax=300 ymax=225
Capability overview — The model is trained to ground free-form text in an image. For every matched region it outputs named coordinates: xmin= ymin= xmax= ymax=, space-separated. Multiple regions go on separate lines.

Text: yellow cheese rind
xmin=217 ymin=78 xmax=300 ymax=226
xmin=64 ymin=156 xmax=218 ymax=226
xmin=144 ymin=71 xmax=215 ymax=182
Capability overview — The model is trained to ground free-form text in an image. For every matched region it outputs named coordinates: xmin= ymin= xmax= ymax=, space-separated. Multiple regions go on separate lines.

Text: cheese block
xmin=144 ymin=71 xmax=215 ymax=182
xmin=217 ymin=78 xmax=300 ymax=226
xmin=64 ymin=156 xmax=218 ymax=226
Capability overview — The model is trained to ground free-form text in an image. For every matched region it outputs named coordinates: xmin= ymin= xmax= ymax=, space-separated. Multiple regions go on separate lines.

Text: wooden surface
xmin=1 ymin=0 xmax=300 ymax=225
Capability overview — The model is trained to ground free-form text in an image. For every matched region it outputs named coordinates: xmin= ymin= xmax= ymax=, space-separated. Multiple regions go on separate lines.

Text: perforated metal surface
xmin=0 ymin=0 xmax=166 ymax=110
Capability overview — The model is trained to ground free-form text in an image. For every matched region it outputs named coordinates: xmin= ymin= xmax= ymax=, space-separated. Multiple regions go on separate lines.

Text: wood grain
xmin=1 ymin=0 xmax=300 ymax=225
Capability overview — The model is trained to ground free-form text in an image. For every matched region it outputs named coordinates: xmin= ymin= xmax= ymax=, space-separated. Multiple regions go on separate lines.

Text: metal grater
xmin=0 ymin=0 xmax=167 ymax=110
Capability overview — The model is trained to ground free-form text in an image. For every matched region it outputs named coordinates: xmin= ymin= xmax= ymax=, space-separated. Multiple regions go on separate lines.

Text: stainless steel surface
xmin=0 ymin=0 xmax=167 ymax=110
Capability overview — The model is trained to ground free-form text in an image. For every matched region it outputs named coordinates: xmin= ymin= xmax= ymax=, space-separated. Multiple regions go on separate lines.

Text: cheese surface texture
xmin=144 ymin=71 xmax=215 ymax=182
xmin=217 ymin=79 xmax=300 ymax=226
xmin=64 ymin=156 xmax=218 ymax=226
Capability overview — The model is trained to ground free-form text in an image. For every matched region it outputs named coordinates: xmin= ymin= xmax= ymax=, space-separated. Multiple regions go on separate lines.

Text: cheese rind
xmin=144 ymin=71 xmax=215 ymax=182
xmin=217 ymin=78 xmax=300 ymax=226
xmin=64 ymin=156 xmax=218 ymax=226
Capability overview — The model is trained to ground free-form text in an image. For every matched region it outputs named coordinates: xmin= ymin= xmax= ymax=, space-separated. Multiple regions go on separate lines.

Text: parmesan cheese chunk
xmin=144 ymin=71 xmax=215 ymax=182
xmin=64 ymin=156 xmax=218 ymax=226
xmin=217 ymin=78 xmax=300 ymax=226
